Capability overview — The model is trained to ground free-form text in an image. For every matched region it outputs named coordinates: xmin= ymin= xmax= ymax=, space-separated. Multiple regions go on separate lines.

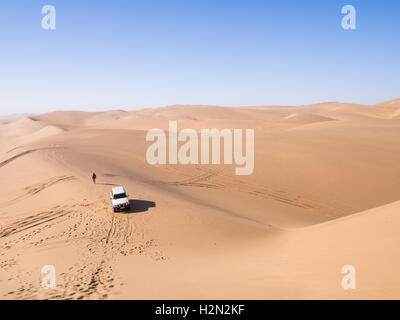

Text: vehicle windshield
xmin=113 ymin=193 xmax=127 ymax=199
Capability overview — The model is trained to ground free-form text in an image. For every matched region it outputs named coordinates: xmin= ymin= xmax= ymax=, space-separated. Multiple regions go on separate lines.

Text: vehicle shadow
xmin=125 ymin=200 xmax=156 ymax=213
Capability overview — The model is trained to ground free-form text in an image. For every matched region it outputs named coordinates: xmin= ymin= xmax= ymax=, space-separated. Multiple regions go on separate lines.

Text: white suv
xmin=110 ymin=186 xmax=130 ymax=212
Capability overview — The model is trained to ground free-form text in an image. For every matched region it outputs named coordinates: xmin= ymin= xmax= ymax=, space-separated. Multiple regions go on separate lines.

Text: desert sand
xmin=1 ymin=99 xmax=400 ymax=299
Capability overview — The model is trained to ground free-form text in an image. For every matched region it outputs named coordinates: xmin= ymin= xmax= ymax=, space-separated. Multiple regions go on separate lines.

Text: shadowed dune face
xmin=1 ymin=99 xmax=400 ymax=299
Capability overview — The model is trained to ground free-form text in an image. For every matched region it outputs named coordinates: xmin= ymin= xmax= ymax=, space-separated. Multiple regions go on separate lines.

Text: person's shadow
xmin=97 ymin=182 xmax=119 ymax=186
xmin=125 ymin=200 xmax=156 ymax=213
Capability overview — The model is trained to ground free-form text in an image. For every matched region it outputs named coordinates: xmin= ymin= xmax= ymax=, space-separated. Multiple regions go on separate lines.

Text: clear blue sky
xmin=0 ymin=0 xmax=399 ymax=114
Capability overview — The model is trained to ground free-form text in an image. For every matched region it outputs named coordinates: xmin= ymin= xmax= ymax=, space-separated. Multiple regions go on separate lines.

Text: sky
xmin=0 ymin=0 xmax=399 ymax=114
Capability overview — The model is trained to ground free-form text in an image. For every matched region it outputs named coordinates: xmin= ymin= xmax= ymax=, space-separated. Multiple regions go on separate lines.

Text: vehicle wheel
xmin=113 ymin=208 xmax=117 ymax=213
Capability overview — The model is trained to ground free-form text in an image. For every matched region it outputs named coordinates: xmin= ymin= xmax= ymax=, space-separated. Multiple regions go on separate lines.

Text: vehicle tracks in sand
xmin=0 ymin=146 xmax=65 ymax=169
xmin=23 ymin=176 xmax=77 ymax=197
xmin=0 ymin=202 xmax=118 ymax=300
xmin=105 ymin=214 xmax=115 ymax=245
xmin=0 ymin=176 xmax=77 ymax=209
xmin=1 ymin=198 xmax=165 ymax=299
xmin=154 ymin=165 xmax=353 ymax=217
xmin=0 ymin=150 xmax=38 ymax=169
xmin=105 ymin=210 xmax=142 ymax=254
xmin=0 ymin=207 xmax=73 ymax=239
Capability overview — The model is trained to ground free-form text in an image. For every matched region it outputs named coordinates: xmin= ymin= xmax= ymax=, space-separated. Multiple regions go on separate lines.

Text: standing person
xmin=92 ymin=172 xmax=97 ymax=184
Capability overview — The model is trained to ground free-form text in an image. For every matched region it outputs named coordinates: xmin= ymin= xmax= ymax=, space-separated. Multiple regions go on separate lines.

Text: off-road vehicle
xmin=110 ymin=186 xmax=130 ymax=212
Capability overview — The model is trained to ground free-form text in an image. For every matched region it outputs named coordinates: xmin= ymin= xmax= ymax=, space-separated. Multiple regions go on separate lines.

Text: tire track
xmin=0 ymin=208 xmax=73 ymax=239
xmin=0 ymin=176 xmax=77 ymax=208
xmin=0 ymin=150 xmax=37 ymax=168
xmin=23 ymin=176 xmax=77 ymax=197
xmin=106 ymin=214 xmax=115 ymax=245
xmin=154 ymin=166 xmax=351 ymax=216
xmin=0 ymin=146 xmax=66 ymax=169
xmin=1 ymin=197 xmax=164 ymax=300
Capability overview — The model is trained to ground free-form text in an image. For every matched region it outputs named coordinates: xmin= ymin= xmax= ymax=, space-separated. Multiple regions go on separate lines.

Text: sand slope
xmin=1 ymin=99 xmax=400 ymax=299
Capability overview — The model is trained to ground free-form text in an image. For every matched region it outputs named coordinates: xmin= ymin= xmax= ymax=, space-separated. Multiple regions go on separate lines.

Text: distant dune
xmin=1 ymin=99 xmax=400 ymax=299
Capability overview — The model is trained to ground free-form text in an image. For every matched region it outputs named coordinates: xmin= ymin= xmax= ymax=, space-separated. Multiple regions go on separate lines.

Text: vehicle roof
xmin=111 ymin=186 xmax=126 ymax=194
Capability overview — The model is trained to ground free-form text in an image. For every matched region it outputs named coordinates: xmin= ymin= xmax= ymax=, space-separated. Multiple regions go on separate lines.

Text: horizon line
xmin=1 ymin=98 xmax=399 ymax=117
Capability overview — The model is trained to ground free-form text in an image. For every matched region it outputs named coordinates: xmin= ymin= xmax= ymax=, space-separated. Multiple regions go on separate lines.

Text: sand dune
xmin=0 ymin=117 xmax=45 ymax=137
xmin=1 ymin=99 xmax=400 ymax=299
